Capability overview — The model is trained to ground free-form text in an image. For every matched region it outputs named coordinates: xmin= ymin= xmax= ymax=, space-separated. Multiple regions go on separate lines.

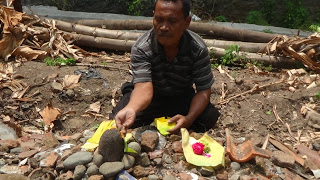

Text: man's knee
xmin=191 ymin=103 xmax=220 ymax=132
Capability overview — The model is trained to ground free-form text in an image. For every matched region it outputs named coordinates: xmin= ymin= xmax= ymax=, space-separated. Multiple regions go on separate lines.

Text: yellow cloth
xmin=81 ymin=120 xmax=116 ymax=151
xmin=154 ymin=117 xmax=176 ymax=136
xmin=181 ymin=128 xmax=225 ymax=168
xmin=81 ymin=120 xmax=134 ymax=152
xmin=87 ymin=120 xmax=116 ymax=144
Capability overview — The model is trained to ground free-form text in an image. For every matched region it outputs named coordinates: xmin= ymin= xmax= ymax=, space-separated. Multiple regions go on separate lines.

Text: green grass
xmin=45 ymin=57 xmax=76 ymax=66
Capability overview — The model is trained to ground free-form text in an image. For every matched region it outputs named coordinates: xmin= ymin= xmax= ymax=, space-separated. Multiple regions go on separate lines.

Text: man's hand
xmin=167 ymin=114 xmax=192 ymax=134
xmin=115 ymin=108 xmax=136 ymax=134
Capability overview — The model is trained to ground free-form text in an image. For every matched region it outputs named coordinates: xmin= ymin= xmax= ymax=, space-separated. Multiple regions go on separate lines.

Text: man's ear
xmin=185 ymin=16 xmax=191 ymax=29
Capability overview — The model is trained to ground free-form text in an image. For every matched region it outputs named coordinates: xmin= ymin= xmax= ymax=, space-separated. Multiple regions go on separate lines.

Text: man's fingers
xmin=167 ymin=126 xmax=178 ymax=134
xmin=121 ymin=126 xmax=127 ymax=134
xmin=168 ymin=115 xmax=179 ymax=123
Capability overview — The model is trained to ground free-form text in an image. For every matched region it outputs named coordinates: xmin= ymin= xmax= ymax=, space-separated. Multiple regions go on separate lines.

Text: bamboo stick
xmin=70 ymin=19 xmax=278 ymax=43
xmin=209 ymin=47 xmax=297 ymax=67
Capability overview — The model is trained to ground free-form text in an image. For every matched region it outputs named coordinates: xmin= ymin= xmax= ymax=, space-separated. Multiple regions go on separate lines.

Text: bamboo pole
xmin=204 ymin=39 xmax=265 ymax=53
xmin=70 ymin=19 xmax=278 ymax=43
xmin=37 ymin=21 xmax=266 ymax=53
xmin=209 ymin=47 xmax=297 ymax=67
xmin=33 ymin=27 xmax=135 ymax=51
xmin=34 ymin=27 xmax=295 ymax=67
xmin=55 ymin=20 xmax=143 ymax=40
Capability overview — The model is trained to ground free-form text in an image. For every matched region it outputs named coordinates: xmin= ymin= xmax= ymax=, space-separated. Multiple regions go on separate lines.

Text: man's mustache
xmin=157 ymin=32 xmax=173 ymax=37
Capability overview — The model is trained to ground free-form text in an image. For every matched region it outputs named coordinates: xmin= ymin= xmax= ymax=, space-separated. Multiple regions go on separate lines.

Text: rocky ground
xmin=1 ymin=52 xmax=320 ymax=180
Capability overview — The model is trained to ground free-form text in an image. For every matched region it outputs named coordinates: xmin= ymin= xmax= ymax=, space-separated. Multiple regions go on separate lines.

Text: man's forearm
xmin=126 ymin=82 xmax=153 ymax=113
xmin=186 ymin=89 xmax=211 ymax=123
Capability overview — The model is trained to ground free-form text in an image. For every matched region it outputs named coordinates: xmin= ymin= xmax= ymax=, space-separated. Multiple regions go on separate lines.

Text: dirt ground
xmin=2 ymin=55 xmax=319 ymax=143
xmin=1 ymin=51 xmax=320 ymax=179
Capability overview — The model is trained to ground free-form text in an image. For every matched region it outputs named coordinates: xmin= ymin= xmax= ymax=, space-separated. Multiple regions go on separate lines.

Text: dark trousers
xmin=109 ymin=82 xmax=220 ymax=132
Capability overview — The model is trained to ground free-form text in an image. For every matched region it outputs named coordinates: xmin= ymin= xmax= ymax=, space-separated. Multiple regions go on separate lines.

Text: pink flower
xmin=192 ymin=142 xmax=205 ymax=155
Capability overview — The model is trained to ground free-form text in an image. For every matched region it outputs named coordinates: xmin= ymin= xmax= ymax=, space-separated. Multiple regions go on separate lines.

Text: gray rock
xmin=222 ymin=116 xmax=234 ymax=127
xmin=83 ymin=130 xmax=95 ymax=139
xmin=312 ymin=141 xmax=320 ymax=151
xmin=66 ymin=89 xmax=75 ymax=98
xmin=128 ymin=142 xmax=141 ymax=155
xmin=235 ymin=78 xmax=244 ymax=85
xmin=199 ymin=166 xmax=214 ymax=177
xmin=0 ymin=158 xmax=5 ymax=166
xmin=63 ymin=151 xmax=93 ymax=169
xmin=87 ymin=164 xmax=99 ymax=176
xmin=99 ymin=162 xmax=124 ymax=178
xmin=137 ymin=152 xmax=150 ymax=167
xmin=229 ymin=174 xmax=240 ymax=180
xmin=163 ymin=174 xmax=176 ymax=180
xmin=230 ymin=162 xmax=241 ymax=171
xmin=153 ymin=158 xmax=162 ymax=166
xmin=148 ymin=174 xmax=159 ymax=180
xmin=98 ymin=129 xmax=124 ymax=162
xmin=122 ymin=154 xmax=135 ymax=169
xmin=137 ymin=152 xmax=151 ymax=167
xmin=86 ymin=162 xmax=95 ymax=168
xmin=10 ymin=147 xmax=23 ymax=154
xmin=51 ymin=81 xmax=63 ymax=93
xmin=93 ymin=154 xmax=104 ymax=167
xmin=79 ymin=138 xmax=87 ymax=143
xmin=73 ymin=165 xmax=86 ymax=180
xmin=162 ymin=153 xmax=172 ymax=164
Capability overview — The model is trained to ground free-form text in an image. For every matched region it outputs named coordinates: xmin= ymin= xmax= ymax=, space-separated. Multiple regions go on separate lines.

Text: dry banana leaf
xmin=260 ymin=33 xmax=320 ymax=72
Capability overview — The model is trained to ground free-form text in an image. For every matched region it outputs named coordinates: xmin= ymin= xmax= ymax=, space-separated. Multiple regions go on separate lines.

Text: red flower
xmin=192 ymin=142 xmax=205 ymax=155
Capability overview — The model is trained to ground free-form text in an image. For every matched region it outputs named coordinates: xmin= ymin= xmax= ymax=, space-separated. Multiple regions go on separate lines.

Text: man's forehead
xmin=154 ymin=0 xmax=183 ymax=16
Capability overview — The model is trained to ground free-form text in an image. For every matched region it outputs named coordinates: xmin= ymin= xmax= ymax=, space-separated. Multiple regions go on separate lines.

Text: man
xmin=110 ymin=0 xmax=219 ymax=134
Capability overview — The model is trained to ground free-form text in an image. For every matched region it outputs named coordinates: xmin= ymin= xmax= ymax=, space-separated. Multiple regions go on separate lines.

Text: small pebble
xmin=87 ymin=164 xmax=99 ymax=176
xmin=162 ymin=154 xmax=172 ymax=164
xmin=73 ymin=165 xmax=86 ymax=180
xmin=312 ymin=141 xmax=320 ymax=151
xmin=93 ymin=154 xmax=103 ymax=167
xmin=230 ymin=162 xmax=241 ymax=171
xmin=163 ymin=174 xmax=176 ymax=180
xmin=148 ymin=174 xmax=159 ymax=180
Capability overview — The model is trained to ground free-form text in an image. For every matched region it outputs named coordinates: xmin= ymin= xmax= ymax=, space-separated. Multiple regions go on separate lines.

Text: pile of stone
xmin=0 ymin=124 xmax=319 ymax=180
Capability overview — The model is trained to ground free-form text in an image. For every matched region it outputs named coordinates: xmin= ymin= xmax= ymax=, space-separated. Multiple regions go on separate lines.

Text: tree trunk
xmin=35 ymin=25 xmax=265 ymax=53
xmin=55 ymin=20 xmax=143 ymax=40
xmin=53 ymin=19 xmax=266 ymax=53
xmin=71 ymin=19 xmax=278 ymax=43
xmin=71 ymin=33 xmax=135 ymax=51
xmin=33 ymin=27 xmax=135 ymax=51
xmin=209 ymin=47 xmax=297 ymax=67
xmin=204 ymin=39 xmax=265 ymax=53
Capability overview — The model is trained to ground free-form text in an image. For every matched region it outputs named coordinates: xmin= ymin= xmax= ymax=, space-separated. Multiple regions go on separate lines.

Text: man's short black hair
xmin=154 ymin=0 xmax=192 ymax=19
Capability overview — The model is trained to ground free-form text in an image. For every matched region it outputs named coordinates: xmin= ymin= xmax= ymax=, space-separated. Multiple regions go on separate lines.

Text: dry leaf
xmin=12 ymin=46 xmax=47 ymax=61
xmin=39 ymin=102 xmax=61 ymax=126
xmin=85 ymin=101 xmax=101 ymax=113
xmin=62 ymin=74 xmax=81 ymax=89
xmin=0 ymin=5 xmax=25 ymax=60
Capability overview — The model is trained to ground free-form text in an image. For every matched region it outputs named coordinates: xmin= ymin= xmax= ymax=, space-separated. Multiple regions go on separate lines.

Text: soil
xmin=1 ymin=51 xmax=320 ymax=179
xmin=2 ymin=55 xmax=319 ymax=141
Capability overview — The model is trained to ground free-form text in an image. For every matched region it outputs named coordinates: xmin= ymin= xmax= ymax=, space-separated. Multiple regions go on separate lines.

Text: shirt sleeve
xmin=131 ymin=43 xmax=152 ymax=84
xmin=192 ymin=47 xmax=214 ymax=91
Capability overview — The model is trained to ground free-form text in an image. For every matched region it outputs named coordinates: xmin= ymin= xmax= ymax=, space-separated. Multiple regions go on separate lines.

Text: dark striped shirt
xmin=131 ymin=29 xmax=214 ymax=96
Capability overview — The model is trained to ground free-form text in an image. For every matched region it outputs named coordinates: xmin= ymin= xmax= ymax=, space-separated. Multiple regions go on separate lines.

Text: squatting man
xmin=109 ymin=0 xmax=220 ymax=134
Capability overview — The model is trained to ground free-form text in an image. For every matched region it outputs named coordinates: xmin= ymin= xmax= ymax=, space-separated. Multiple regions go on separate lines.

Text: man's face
xmin=153 ymin=0 xmax=191 ymax=48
